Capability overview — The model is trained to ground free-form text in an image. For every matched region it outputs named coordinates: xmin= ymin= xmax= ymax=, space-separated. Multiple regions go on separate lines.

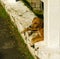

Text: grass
xmin=0 ymin=3 xmax=34 ymax=59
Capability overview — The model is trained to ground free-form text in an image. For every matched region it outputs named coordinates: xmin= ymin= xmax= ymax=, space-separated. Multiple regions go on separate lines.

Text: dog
xmin=21 ymin=17 xmax=44 ymax=44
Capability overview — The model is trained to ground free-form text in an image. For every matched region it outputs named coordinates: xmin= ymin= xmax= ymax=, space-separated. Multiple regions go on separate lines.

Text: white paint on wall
xmin=48 ymin=0 xmax=60 ymax=48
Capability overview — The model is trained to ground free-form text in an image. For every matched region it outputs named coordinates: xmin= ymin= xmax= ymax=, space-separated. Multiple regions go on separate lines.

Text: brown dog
xmin=21 ymin=17 xmax=44 ymax=44
xmin=31 ymin=17 xmax=44 ymax=44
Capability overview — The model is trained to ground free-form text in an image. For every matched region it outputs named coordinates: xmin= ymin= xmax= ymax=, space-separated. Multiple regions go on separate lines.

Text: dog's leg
xmin=31 ymin=34 xmax=44 ymax=44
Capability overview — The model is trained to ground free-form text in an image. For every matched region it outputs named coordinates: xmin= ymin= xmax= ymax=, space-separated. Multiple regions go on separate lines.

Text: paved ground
xmin=0 ymin=4 xmax=34 ymax=59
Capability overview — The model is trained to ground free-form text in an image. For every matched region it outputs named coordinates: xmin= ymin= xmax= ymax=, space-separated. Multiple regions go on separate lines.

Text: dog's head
xmin=32 ymin=17 xmax=43 ymax=29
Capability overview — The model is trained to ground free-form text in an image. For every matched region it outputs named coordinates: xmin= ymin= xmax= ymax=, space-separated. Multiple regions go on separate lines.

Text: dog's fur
xmin=31 ymin=28 xmax=44 ymax=44
xmin=21 ymin=17 xmax=44 ymax=44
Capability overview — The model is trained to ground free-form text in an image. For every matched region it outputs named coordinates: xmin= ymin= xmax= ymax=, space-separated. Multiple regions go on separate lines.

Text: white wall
xmin=48 ymin=0 xmax=60 ymax=48
xmin=44 ymin=0 xmax=48 ymax=45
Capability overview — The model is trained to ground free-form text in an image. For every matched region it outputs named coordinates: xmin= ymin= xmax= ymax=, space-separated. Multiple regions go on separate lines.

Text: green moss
xmin=0 ymin=4 xmax=10 ymax=19
xmin=0 ymin=3 xmax=34 ymax=59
